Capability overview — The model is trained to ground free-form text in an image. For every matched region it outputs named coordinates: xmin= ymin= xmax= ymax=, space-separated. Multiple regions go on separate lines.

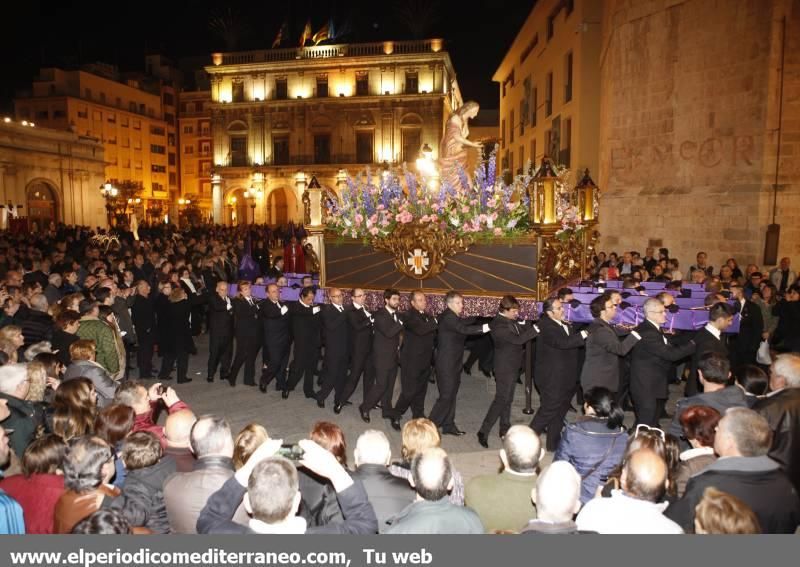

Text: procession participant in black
xmin=528 ymin=298 xmax=588 ymax=451
xmin=284 ymin=286 xmax=322 ymax=399
xmin=429 ymin=291 xmax=490 ymax=436
xmin=206 ymin=280 xmax=234 ymax=383
xmin=130 ymin=280 xmax=157 ymax=379
xmin=477 ymin=296 xmax=540 ymax=448
xmin=259 ymin=283 xmax=291 ymax=394
xmin=630 ymin=298 xmax=697 ymax=427
xmin=359 ymin=289 xmax=404 ymax=424
xmin=338 ymin=288 xmax=374 ymax=414
xmin=161 ymin=287 xmax=194 ymax=384
xmin=316 ymin=288 xmax=350 ymax=408
xmin=686 ymin=302 xmax=734 ymax=396
xmin=391 ymin=291 xmax=438 ymax=429
xmin=227 ymin=281 xmax=262 ymax=387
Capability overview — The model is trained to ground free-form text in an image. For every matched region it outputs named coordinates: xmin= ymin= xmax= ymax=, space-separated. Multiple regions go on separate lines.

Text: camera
xmin=156 ymin=384 xmax=167 ymax=396
xmin=277 ymin=443 xmax=305 ymax=461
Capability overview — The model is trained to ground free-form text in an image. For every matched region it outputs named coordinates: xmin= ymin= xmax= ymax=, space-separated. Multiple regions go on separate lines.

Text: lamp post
xmin=100 ymin=182 xmax=119 ymax=227
xmin=243 ymin=188 xmax=258 ymax=225
xmin=529 ymin=156 xmax=559 ymax=226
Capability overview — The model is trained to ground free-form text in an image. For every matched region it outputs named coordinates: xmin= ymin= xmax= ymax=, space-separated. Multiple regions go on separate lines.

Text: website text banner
xmin=2 ymin=535 xmax=794 ymax=567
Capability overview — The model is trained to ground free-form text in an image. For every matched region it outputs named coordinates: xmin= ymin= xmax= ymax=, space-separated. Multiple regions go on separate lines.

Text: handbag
xmin=756 ymin=339 xmax=772 ymax=365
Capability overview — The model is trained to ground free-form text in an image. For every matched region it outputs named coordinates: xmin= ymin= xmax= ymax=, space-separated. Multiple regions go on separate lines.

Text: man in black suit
xmin=206 ymin=280 xmax=234 ymax=384
xmin=729 ymin=282 xmax=764 ymax=370
xmin=260 ymin=283 xmax=291 ymax=394
xmin=338 ymin=289 xmax=374 ymax=414
xmin=359 ymin=289 xmax=403 ymax=424
xmin=285 ymin=286 xmax=322 ymax=399
xmin=228 ymin=281 xmax=262 ymax=387
xmin=316 ymin=288 xmax=350 ymax=408
xmin=477 ymin=296 xmax=539 ymax=448
xmin=579 ymin=294 xmax=641 ymax=394
xmin=130 ymin=279 xmax=157 ymax=379
xmin=529 ymin=298 xmax=588 ymax=451
xmin=392 ymin=291 xmax=438 ymax=427
xmin=630 ymin=298 xmax=697 ymax=427
xmin=265 ymin=256 xmax=284 ymax=280
xmin=429 ymin=291 xmax=490 ymax=436
xmin=686 ymin=302 xmax=734 ymax=396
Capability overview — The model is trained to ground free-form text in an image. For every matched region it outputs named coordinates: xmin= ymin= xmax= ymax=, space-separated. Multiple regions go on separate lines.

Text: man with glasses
xmin=630 ymin=298 xmax=696 ymax=427
xmin=529 ymin=298 xmax=587 ymax=452
xmin=579 ymin=294 xmax=641 ymax=395
xmin=316 ymin=288 xmax=349 ymax=409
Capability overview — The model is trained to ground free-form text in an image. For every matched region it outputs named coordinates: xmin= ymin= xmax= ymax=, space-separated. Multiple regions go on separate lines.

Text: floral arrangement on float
xmin=325 ymin=147 xmax=536 ymax=243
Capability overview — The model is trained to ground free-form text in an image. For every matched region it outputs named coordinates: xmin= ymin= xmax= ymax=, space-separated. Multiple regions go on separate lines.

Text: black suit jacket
xmin=346 ymin=305 xmax=373 ymax=360
xmin=435 ymin=308 xmax=484 ymax=376
xmin=534 ymin=316 xmax=585 ymax=390
xmin=372 ymin=308 xmax=404 ymax=369
xmin=490 ymin=314 xmax=539 ymax=378
xmin=689 ymin=327 xmax=728 ymax=387
xmin=321 ymin=304 xmax=349 ymax=354
xmin=400 ymin=310 xmax=438 ymax=372
xmin=233 ymin=296 xmax=261 ymax=341
xmin=630 ymin=320 xmax=696 ymax=400
xmin=579 ymin=318 xmax=640 ymax=392
xmin=260 ymin=299 xmax=291 ymax=345
xmin=732 ymin=298 xmax=764 ymax=359
xmin=207 ymin=294 xmax=234 ymax=337
xmin=196 ymin=475 xmax=378 ymax=534
xmin=131 ymin=293 xmax=156 ymax=334
xmin=290 ymin=301 xmax=321 ymax=348
xmin=351 ymin=464 xmax=415 ymax=533
xmin=755 ymin=389 xmax=800 ymax=492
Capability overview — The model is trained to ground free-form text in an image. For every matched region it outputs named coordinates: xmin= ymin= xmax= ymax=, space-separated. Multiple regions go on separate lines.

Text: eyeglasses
xmin=634 ymin=424 xmax=666 ymax=441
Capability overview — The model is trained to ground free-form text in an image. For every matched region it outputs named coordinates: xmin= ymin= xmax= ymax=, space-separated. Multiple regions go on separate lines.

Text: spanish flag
xmin=312 ymin=20 xmax=331 ymax=45
xmin=272 ymin=21 xmax=286 ymax=48
xmin=299 ymin=20 xmax=312 ymax=46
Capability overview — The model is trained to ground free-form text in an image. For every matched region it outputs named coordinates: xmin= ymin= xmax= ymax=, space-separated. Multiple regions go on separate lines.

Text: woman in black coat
xmin=157 ymin=287 xmax=193 ymax=384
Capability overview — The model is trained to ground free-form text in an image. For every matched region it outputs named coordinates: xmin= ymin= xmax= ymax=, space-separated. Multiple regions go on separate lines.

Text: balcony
xmin=215 ymin=152 xmax=375 ymax=169
xmin=211 ymin=39 xmax=445 ymax=66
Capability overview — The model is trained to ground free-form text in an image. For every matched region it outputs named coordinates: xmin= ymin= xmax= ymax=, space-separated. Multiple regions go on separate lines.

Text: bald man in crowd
xmin=387 ymin=448 xmax=484 ymax=534
xmin=521 ymin=461 xmax=583 ymax=534
xmin=465 ymin=425 xmax=541 ymax=532
xmin=163 ymin=409 xmax=197 ymax=472
xmin=576 ymin=449 xmax=683 ymax=533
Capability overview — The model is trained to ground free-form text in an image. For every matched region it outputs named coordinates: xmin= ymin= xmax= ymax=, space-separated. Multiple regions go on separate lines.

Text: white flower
xmin=450 ymin=217 xmax=460 ymax=227
xmin=506 ymin=219 xmax=518 ymax=229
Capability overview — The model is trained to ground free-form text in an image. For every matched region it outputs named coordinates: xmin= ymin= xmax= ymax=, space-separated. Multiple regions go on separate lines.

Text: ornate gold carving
xmin=371 ymin=221 xmax=473 ymax=280
xmin=536 ymin=228 xmax=599 ymax=300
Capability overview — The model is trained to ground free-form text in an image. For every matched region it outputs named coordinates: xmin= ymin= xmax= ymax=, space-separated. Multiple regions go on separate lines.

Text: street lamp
xmin=529 ymin=156 xmax=559 ymax=225
xmin=100 ymin=182 xmax=119 ymax=227
xmin=243 ymin=188 xmax=257 ymax=224
xmin=575 ymin=168 xmax=599 ymax=223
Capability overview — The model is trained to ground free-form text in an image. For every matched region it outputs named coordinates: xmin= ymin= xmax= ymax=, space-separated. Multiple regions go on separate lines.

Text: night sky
xmin=0 ymin=0 xmax=534 ymax=114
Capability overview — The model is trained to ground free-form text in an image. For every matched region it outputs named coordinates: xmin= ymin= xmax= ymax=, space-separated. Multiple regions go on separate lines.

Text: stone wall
xmin=596 ymin=0 xmax=800 ymax=270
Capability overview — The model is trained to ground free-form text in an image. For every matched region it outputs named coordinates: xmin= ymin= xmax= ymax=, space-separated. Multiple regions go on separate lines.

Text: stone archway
xmin=26 ymin=179 xmax=59 ymax=229
xmin=267 ymin=187 xmax=290 ymax=226
xmin=224 ymin=187 xmax=250 ymax=226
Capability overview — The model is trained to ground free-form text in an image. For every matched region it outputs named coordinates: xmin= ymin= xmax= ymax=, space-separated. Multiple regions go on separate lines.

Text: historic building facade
xmin=493 ymin=0 xmax=601 ymax=178
xmin=496 ymin=0 xmax=799 ymax=268
xmin=13 ymin=62 xmax=177 ymax=223
xmin=0 ymin=119 xmax=106 ymax=229
xmin=204 ymin=39 xmax=462 ymax=225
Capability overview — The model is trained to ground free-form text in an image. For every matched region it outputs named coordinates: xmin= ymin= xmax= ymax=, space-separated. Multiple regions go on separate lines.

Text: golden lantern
xmin=530 ymin=156 xmax=558 ymax=225
xmin=575 ymin=168 xmax=598 ymax=222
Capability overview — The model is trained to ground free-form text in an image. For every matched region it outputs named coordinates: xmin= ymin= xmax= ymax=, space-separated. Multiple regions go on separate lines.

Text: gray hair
xmin=0 ymin=364 xmax=29 ymax=395
xmin=502 ymin=425 xmax=541 ymax=473
xmin=354 ymin=430 xmax=392 ymax=466
xmin=190 ymin=415 xmax=233 ymax=458
xmin=30 ymin=293 xmax=49 ymax=312
xmin=24 ymin=341 xmax=54 ymax=362
xmin=248 ymin=457 xmax=299 ymax=523
xmin=720 ymin=408 xmax=772 ymax=457
xmin=643 ymin=297 xmax=664 ymax=315
xmin=773 ymin=353 xmax=800 ymax=388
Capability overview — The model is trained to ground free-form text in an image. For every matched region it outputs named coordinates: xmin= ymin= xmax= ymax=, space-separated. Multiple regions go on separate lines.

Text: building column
xmin=253 ymin=172 xmax=266 ymax=224
xmin=295 ymin=172 xmax=308 ymax=223
xmin=212 ymin=173 xmax=223 ymax=224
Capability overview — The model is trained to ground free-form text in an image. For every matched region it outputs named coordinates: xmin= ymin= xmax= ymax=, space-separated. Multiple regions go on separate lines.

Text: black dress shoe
xmin=462 ymin=364 xmax=472 ymax=376
xmin=259 ymin=383 xmax=267 ymax=393
xmin=228 ymin=378 xmax=236 ymax=387
xmin=281 ymin=389 xmax=290 ymax=399
xmin=359 ymin=409 xmax=371 ymax=423
xmin=390 ymin=418 xmax=401 ymax=431
xmin=177 ymin=378 xmax=192 ymax=384
xmin=442 ymin=427 xmax=466 ymax=436
xmin=317 ymin=399 xmax=325 ymax=409
xmin=373 ymin=402 xmax=383 ymax=410
xmin=333 ymin=403 xmax=344 ymax=414
xmin=477 ymin=432 xmax=489 ymax=448
xmin=206 ymin=376 xmax=214 ymax=383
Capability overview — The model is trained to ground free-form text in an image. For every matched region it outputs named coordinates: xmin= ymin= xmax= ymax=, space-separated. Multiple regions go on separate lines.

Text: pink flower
xmin=369 ymin=227 xmax=379 ymax=236
xmin=430 ymin=214 xmax=438 ymax=222
xmin=381 ymin=219 xmax=391 ymax=227
xmin=461 ymin=205 xmax=470 ymax=214
xmin=494 ymin=227 xmax=503 ymax=236
xmin=355 ymin=214 xmax=364 ymax=224
xmin=420 ymin=215 xmax=431 ymax=223
xmin=377 ymin=204 xmax=385 ymax=210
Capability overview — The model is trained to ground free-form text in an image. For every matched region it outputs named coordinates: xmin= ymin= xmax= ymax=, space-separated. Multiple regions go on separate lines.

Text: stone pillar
xmin=211 ymin=173 xmax=223 ymax=224
xmin=295 ymin=172 xmax=308 ymax=222
xmin=252 ymin=172 xmax=266 ymax=224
